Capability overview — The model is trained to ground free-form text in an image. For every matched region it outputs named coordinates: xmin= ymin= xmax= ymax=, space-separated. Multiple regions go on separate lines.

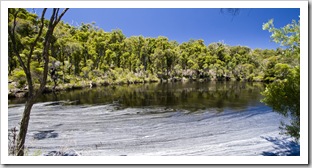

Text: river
xmin=8 ymin=81 xmax=299 ymax=156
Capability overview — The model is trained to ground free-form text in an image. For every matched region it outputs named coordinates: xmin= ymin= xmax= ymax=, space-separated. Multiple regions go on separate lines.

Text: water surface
xmin=8 ymin=81 xmax=298 ymax=156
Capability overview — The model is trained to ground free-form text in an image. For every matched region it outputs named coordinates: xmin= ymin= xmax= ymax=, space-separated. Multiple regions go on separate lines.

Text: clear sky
xmin=33 ymin=8 xmax=300 ymax=49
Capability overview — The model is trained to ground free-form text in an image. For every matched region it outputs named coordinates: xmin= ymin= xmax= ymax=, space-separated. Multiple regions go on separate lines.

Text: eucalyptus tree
xmin=92 ymin=29 xmax=109 ymax=70
xmin=8 ymin=8 xmax=69 ymax=156
xmin=189 ymin=39 xmax=209 ymax=76
xmin=50 ymin=22 xmax=73 ymax=83
xmin=207 ymin=42 xmax=228 ymax=80
xmin=152 ymin=36 xmax=172 ymax=76
xmin=144 ymin=37 xmax=157 ymax=73
xmin=123 ymin=37 xmax=139 ymax=72
xmin=178 ymin=42 xmax=191 ymax=70
xmin=107 ymin=30 xmax=126 ymax=68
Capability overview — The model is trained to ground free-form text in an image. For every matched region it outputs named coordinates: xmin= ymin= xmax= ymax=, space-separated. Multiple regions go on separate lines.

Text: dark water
xmin=8 ymin=81 xmax=298 ymax=156
xmin=9 ymin=81 xmax=265 ymax=112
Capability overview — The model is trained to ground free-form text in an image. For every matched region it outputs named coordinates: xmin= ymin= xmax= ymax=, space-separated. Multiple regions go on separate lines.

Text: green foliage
xmin=263 ymin=19 xmax=299 ymax=53
xmin=263 ymin=56 xmax=280 ymax=82
xmin=262 ymin=19 xmax=300 ymax=140
xmin=9 ymin=10 xmax=292 ymax=87
xmin=9 ymin=9 xmax=299 ymax=104
xmin=29 ymin=61 xmax=44 ymax=83
xmin=11 ymin=69 xmax=26 ymax=88
xmin=274 ymin=63 xmax=291 ymax=79
xmin=8 ymin=9 xmax=302 ymax=156
xmin=253 ymin=75 xmax=264 ymax=82
xmin=12 ymin=69 xmax=26 ymax=79
xmin=261 ymin=67 xmax=300 ymax=140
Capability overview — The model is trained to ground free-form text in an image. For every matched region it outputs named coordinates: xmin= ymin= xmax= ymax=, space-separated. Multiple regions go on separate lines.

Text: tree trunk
xmin=9 ymin=8 xmax=69 ymax=156
xmin=16 ymin=97 xmax=36 ymax=156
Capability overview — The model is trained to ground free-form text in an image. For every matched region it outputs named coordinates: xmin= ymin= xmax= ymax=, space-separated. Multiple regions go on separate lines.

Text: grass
xmin=8 ymin=127 xmax=43 ymax=156
xmin=8 ymin=126 xmax=81 ymax=156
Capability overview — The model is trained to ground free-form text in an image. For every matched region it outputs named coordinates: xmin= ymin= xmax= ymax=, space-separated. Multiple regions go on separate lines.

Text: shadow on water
xmin=260 ymin=136 xmax=300 ymax=156
xmin=33 ymin=130 xmax=58 ymax=140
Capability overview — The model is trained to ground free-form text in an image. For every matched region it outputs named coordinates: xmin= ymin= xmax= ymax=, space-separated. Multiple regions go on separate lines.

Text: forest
xmin=8 ymin=8 xmax=300 ymax=157
xmin=8 ymin=8 xmax=296 ymax=95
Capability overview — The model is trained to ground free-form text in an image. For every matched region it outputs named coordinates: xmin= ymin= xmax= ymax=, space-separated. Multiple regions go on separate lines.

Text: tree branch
xmin=8 ymin=9 xmax=36 ymax=96
xmin=37 ymin=8 xmax=69 ymax=95
xmin=27 ymin=8 xmax=47 ymax=70
xmin=54 ymin=8 xmax=69 ymax=27
xmin=8 ymin=9 xmax=28 ymax=73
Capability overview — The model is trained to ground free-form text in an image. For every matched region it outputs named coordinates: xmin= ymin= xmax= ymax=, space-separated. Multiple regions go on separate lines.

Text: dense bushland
xmin=9 ymin=9 xmax=294 ymax=93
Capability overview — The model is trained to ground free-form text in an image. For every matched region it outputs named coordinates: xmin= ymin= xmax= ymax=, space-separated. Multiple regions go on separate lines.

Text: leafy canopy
xmin=261 ymin=18 xmax=300 ymax=140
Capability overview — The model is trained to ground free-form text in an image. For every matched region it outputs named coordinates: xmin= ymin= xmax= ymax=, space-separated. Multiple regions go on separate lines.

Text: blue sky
xmin=32 ymin=8 xmax=299 ymax=49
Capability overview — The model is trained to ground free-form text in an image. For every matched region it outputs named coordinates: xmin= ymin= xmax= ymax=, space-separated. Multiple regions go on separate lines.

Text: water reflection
xmin=9 ymin=81 xmax=266 ymax=112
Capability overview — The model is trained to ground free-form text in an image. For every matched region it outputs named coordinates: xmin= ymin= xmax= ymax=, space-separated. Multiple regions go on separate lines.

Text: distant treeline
xmin=9 ymin=9 xmax=294 ymax=90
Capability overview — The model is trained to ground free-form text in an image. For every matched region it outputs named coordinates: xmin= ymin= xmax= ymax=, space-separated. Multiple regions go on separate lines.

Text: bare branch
xmin=55 ymin=8 xmax=60 ymax=19
xmin=37 ymin=8 xmax=69 ymax=94
xmin=54 ymin=8 xmax=69 ymax=27
xmin=27 ymin=8 xmax=47 ymax=70
xmin=36 ymin=9 xmax=56 ymax=94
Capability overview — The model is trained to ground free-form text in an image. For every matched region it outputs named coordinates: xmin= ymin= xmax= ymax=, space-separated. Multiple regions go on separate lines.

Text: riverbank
xmin=8 ymin=74 xmax=265 ymax=99
xmin=8 ymin=76 xmax=159 ymax=99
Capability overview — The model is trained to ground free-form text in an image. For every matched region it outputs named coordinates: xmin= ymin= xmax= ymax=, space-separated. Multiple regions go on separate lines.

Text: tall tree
xmin=8 ymin=8 xmax=69 ymax=156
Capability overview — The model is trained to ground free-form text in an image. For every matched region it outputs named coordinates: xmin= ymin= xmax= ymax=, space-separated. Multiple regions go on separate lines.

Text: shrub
xmin=253 ymin=75 xmax=264 ymax=82
xmin=11 ymin=69 xmax=26 ymax=88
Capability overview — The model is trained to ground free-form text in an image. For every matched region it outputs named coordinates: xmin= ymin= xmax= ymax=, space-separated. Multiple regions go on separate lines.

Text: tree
xmin=261 ymin=19 xmax=300 ymax=140
xmin=8 ymin=9 xmax=300 ymax=105
xmin=8 ymin=8 xmax=69 ymax=156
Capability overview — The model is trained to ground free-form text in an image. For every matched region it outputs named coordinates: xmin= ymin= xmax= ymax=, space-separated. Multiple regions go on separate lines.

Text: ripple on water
xmin=8 ymin=82 xmax=297 ymax=156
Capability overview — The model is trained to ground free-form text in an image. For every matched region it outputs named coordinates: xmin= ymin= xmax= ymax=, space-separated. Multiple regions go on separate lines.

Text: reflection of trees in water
xmin=101 ymin=82 xmax=262 ymax=111
xmin=10 ymin=82 xmax=265 ymax=112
